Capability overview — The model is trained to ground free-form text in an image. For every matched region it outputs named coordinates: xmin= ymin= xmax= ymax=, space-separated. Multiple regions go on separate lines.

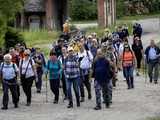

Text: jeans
xmin=123 ymin=66 xmax=134 ymax=88
xmin=94 ymin=80 xmax=110 ymax=107
xmin=66 ymin=77 xmax=80 ymax=105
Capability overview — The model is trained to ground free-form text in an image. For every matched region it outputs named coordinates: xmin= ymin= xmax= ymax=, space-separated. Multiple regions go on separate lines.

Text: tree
xmin=0 ymin=0 xmax=24 ymax=46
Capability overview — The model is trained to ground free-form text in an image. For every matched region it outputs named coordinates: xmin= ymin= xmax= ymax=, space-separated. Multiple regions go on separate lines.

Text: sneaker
xmin=1 ymin=107 xmax=8 ymax=110
xmin=94 ymin=106 xmax=101 ymax=110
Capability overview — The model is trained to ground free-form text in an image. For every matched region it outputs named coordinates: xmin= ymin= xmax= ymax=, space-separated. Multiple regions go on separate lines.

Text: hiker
xmin=132 ymin=37 xmax=143 ymax=76
xmin=9 ymin=47 xmax=21 ymax=101
xmin=19 ymin=49 xmax=37 ymax=106
xmin=121 ymin=44 xmax=136 ymax=89
xmin=133 ymin=23 xmax=143 ymax=38
xmin=64 ymin=47 xmax=80 ymax=108
xmin=33 ymin=47 xmax=46 ymax=93
xmin=58 ymin=47 xmax=68 ymax=100
xmin=0 ymin=54 xmax=19 ymax=110
xmin=145 ymin=40 xmax=160 ymax=84
xmin=54 ymin=39 xmax=63 ymax=58
xmin=78 ymin=44 xmax=93 ymax=102
xmin=92 ymin=49 xmax=113 ymax=110
xmin=46 ymin=49 xmax=62 ymax=104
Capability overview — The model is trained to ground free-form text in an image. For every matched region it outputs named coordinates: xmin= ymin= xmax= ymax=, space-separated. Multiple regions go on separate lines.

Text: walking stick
xmin=45 ymin=74 xmax=48 ymax=103
xmin=144 ymin=56 xmax=147 ymax=84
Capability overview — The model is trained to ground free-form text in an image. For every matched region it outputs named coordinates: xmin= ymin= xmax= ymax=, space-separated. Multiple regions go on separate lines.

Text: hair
xmin=50 ymin=48 xmax=56 ymax=56
xmin=4 ymin=54 xmax=12 ymax=60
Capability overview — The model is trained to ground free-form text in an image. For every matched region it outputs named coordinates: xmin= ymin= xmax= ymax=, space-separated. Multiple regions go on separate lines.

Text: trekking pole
xmin=144 ymin=56 xmax=147 ymax=84
xmin=45 ymin=74 xmax=48 ymax=103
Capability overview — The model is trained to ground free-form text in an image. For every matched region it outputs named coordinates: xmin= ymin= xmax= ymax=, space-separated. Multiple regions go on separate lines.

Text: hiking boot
xmin=80 ymin=97 xmax=85 ymax=102
xmin=88 ymin=94 xmax=92 ymax=100
xmin=1 ymin=107 xmax=8 ymax=110
xmin=94 ymin=106 xmax=101 ymax=110
xmin=77 ymin=102 xmax=80 ymax=107
xmin=14 ymin=103 xmax=18 ymax=108
xmin=37 ymin=90 xmax=41 ymax=93
xmin=53 ymin=100 xmax=58 ymax=104
xmin=105 ymin=103 xmax=110 ymax=108
xmin=154 ymin=81 xmax=158 ymax=84
xmin=67 ymin=102 xmax=73 ymax=108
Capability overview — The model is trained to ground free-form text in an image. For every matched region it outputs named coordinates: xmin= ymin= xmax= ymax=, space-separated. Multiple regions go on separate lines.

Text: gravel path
xmin=0 ymin=19 xmax=160 ymax=120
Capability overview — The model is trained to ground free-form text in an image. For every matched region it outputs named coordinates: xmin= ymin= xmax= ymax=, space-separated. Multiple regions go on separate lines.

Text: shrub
xmin=4 ymin=27 xmax=25 ymax=52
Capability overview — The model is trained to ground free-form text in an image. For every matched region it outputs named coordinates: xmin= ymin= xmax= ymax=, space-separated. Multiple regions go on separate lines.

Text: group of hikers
xmin=0 ymin=22 xmax=160 ymax=111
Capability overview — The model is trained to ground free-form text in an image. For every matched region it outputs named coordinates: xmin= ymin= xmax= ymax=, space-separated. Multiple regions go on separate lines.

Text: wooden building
xmin=16 ymin=0 xmax=116 ymax=30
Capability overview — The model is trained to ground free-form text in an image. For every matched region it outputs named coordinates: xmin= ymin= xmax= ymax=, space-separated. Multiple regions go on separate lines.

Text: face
xmin=5 ymin=57 xmax=11 ymax=64
xmin=62 ymin=47 xmax=67 ymax=54
xmin=125 ymin=47 xmax=129 ymax=51
xmin=68 ymin=50 xmax=74 ymax=56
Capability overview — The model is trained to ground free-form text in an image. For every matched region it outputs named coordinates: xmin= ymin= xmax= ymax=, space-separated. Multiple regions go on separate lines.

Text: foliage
xmin=69 ymin=0 xmax=97 ymax=21
xmin=0 ymin=0 xmax=23 ymax=47
xmin=4 ymin=27 xmax=24 ymax=52
xmin=117 ymin=0 xmax=160 ymax=18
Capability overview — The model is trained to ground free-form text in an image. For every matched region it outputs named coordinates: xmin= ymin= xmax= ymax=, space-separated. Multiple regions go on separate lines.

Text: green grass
xmin=85 ymin=20 xmax=133 ymax=37
xmin=21 ymin=30 xmax=59 ymax=47
xmin=147 ymin=117 xmax=160 ymax=120
xmin=119 ymin=13 xmax=160 ymax=21
xmin=21 ymin=30 xmax=60 ymax=56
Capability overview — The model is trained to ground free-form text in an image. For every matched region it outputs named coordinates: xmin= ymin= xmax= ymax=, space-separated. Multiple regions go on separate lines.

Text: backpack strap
xmin=0 ymin=62 xmax=4 ymax=80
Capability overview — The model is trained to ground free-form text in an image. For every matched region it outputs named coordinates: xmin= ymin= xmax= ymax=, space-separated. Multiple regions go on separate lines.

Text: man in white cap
xmin=0 ymin=54 xmax=19 ymax=110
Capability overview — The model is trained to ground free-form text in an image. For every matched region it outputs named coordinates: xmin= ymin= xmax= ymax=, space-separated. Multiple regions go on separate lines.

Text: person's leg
xmin=61 ymin=72 xmax=67 ymax=98
xmin=148 ymin=63 xmax=154 ymax=83
xmin=80 ymin=70 xmax=85 ymax=102
xmin=124 ymin=67 xmax=130 ymax=89
xmin=94 ymin=80 xmax=101 ymax=110
xmin=9 ymin=84 xmax=18 ymax=108
xmin=73 ymin=78 xmax=80 ymax=107
xmin=66 ymin=78 xmax=73 ymax=108
xmin=102 ymin=83 xmax=110 ymax=108
xmin=129 ymin=66 xmax=134 ymax=88
xmin=26 ymin=77 xmax=34 ymax=105
xmin=84 ymin=74 xmax=92 ymax=99
xmin=53 ymin=79 xmax=60 ymax=103
xmin=153 ymin=63 xmax=159 ymax=84
xmin=2 ymin=82 xmax=9 ymax=109
xmin=36 ymin=70 xmax=43 ymax=93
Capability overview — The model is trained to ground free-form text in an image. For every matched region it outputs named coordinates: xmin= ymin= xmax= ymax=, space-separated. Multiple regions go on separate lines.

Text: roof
xmin=24 ymin=0 xmax=45 ymax=12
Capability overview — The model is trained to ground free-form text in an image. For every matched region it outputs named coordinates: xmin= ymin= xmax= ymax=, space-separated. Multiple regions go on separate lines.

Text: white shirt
xmin=149 ymin=47 xmax=157 ymax=60
xmin=0 ymin=63 xmax=19 ymax=80
xmin=20 ymin=59 xmax=35 ymax=78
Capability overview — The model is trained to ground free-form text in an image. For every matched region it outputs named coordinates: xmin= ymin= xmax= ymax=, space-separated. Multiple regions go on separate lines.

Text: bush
xmin=4 ymin=27 xmax=25 ymax=52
